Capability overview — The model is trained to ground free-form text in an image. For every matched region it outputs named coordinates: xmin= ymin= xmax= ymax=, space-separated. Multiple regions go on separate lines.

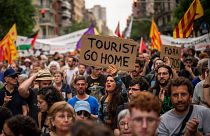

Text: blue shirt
xmin=68 ymin=95 xmax=99 ymax=115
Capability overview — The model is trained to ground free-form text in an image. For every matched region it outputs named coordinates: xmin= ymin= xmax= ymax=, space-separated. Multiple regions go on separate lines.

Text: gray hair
xmin=117 ymin=109 xmax=130 ymax=124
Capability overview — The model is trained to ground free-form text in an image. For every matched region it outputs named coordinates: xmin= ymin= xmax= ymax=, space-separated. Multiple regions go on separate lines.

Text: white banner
xmin=161 ymin=33 xmax=210 ymax=51
xmin=17 ymin=28 xmax=88 ymax=56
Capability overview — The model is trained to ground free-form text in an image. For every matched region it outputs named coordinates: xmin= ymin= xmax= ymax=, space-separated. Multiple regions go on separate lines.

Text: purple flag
xmin=76 ymin=23 xmax=95 ymax=51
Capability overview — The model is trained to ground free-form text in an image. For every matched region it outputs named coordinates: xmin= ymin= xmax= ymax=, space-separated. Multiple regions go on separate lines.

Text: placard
xmin=160 ymin=45 xmax=181 ymax=69
xmin=80 ymin=34 xmax=137 ymax=71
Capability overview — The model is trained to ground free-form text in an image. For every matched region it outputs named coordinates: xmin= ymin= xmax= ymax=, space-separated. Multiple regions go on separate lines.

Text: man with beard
xmin=150 ymin=64 xmax=173 ymax=114
xmin=0 ymin=68 xmax=27 ymax=115
xmin=18 ymin=69 xmax=54 ymax=124
xmin=157 ymin=77 xmax=210 ymax=136
xmin=68 ymin=75 xmax=99 ymax=119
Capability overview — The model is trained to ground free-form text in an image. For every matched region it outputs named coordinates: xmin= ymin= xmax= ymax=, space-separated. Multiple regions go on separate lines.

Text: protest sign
xmin=160 ymin=45 xmax=181 ymax=69
xmin=80 ymin=34 xmax=137 ymax=71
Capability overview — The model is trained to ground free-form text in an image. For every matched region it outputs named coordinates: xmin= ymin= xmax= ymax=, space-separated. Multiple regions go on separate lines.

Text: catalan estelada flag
xmin=150 ymin=19 xmax=162 ymax=51
xmin=173 ymin=0 xmax=204 ymax=38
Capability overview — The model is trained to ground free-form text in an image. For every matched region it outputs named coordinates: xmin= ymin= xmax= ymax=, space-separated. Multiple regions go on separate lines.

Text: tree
xmin=173 ymin=0 xmax=210 ymax=35
xmin=129 ymin=20 xmax=151 ymax=41
xmin=64 ymin=21 xmax=91 ymax=34
xmin=0 ymin=0 xmax=36 ymax=39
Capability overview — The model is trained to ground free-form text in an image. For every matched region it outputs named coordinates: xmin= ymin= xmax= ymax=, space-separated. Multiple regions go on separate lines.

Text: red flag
xmin=31 ymin=31 xmax=39 ymax=48
xmin=115 ymin=22 xmax=121 ymax=37
xmin=121 ymin=33 xmax=124 ymax=38
xmin=139 ymin=37 xmax=146 ymax=54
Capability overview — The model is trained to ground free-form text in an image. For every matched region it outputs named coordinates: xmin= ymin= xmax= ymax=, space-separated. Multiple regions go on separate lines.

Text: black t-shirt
xmin=0 ymin=86 xmax=27 ymax=115
xmin=25 ymin=88 xmax=39 ymax=124
xmin=179 ymin=67 xmax=199 ymax=81
xmin=86 ymin=75 xmax=106 ymax=95
xmin=61 ymin=83 xmax=72 ymax=101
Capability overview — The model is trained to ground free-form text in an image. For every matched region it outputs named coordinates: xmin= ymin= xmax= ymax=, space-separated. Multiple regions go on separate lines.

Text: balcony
xmin=61 ymin=10 xmax=71 ymax=18
xmin=61 ymin=1 xmax=71 ymax=9
xmin=39 ymin=18 xmax=55 ymax=27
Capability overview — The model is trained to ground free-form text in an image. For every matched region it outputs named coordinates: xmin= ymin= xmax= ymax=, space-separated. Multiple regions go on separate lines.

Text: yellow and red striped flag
xmin=173 ymin=0 xmax=204 ymax=38
xmin=0 ymin=24 xmax=17 ymax=47
xmin=150 ymin=19 xmax=162 ymax=51
xmin=0 ymin=24 xmax=18 ymax=63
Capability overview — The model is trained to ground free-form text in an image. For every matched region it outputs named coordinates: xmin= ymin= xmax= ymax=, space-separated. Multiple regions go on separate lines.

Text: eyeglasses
xmin=76 ymin=83 xmax=86 ymax=86
xmin=132 ymin=117 xmax=158 ymax=125
xmin=95 ymin=68 xmax=102 ymax=71
xmin=56 ymin=114 xmax=73 ymax=120
xmin=128 ymin=88 xmax=140 ymax=92
xmin=76 ymin=111 xmax=90 ymax=118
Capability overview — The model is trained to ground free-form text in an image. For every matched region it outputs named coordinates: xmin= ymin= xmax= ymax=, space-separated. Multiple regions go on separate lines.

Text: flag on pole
xmin=139 ymin=37 xmax=146 ymax=54
xmin=125 ymin=16 xmax=133 ymax=38
xmin=0 ymin=24 xmax=18 ymax=63
xmin=173 ymin=0 xmax=204 ymax=38
xmin=3 ymin=38 xmax=18 ymax=64
xmin=18 ymin=31 xmax=39 ymax=50
xmin=149 ymin=19 xmax=162 ymax=51
xmin=76 ymin=23 xmax=95 ymax=51
xmin=31 ymin=31 xmax=39 ymax=48
xmin=115 ymin=22 xmax=121 ymax=37
xmin=0 ymin=24 xmax=17 ymax=47
xmin=6 ymin=24 xmax=17 ymax=42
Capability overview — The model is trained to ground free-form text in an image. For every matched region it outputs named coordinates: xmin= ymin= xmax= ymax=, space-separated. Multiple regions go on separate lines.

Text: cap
xmin=74 ymin=101 xmax=91 ymax=113
xmin=4 ymin=68 xmax=18 ymax=78
xmin=35 ymin=69 xmax=54 ymax=81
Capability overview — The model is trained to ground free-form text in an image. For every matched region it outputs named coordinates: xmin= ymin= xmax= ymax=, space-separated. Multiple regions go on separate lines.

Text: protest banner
xmin=80 ymin=34 xmax=138 ymax=71
xmin=160 ymin=33 xmax=210 ymax=51
xmin=160 ymin=45 xmax=181 ymax=69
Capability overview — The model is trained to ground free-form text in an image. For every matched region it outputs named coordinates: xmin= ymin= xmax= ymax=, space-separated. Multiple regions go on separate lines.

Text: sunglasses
xmin=9 ymin=75 xmax=17 ymax=79
xmin=76 ymin=110 xmax=90 ymax=118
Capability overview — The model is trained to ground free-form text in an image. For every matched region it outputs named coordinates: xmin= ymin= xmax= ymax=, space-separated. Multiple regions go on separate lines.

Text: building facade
xmin=71 ymin=0 xmax=85 ymax=22
xmin=132 ymin=0 xmax=177 ymax=35
xmin=90 ymin=5 xmax=109 ymax=35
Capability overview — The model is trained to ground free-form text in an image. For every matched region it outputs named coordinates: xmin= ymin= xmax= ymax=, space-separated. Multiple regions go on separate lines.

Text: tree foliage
xmin=130 ymin=20 xmax=151 ymax=41
xmin=173 ymin=0 xmax=210 ymax=34
xmin=0 ymin=0 xmax=36 ymax=39
xmin=64 ymin=21 xmax=91 ymax=34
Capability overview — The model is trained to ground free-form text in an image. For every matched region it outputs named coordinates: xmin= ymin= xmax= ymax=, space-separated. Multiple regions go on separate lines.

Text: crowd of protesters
xmin=0 ymin=46 xmax=210 ymax=136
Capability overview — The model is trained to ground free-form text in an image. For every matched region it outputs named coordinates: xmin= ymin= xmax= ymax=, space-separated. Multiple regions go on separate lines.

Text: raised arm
xmin=18 ymin=73 xmax=37 ymax=98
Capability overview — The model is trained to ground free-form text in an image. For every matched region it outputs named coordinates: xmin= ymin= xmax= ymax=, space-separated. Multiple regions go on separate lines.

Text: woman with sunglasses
xmin=74 ymin=100 xmax=92 ymax=121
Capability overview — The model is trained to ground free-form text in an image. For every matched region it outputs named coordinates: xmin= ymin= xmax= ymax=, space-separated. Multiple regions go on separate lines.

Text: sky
xmin=85 ymin=0 xmax=132 ymax=33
